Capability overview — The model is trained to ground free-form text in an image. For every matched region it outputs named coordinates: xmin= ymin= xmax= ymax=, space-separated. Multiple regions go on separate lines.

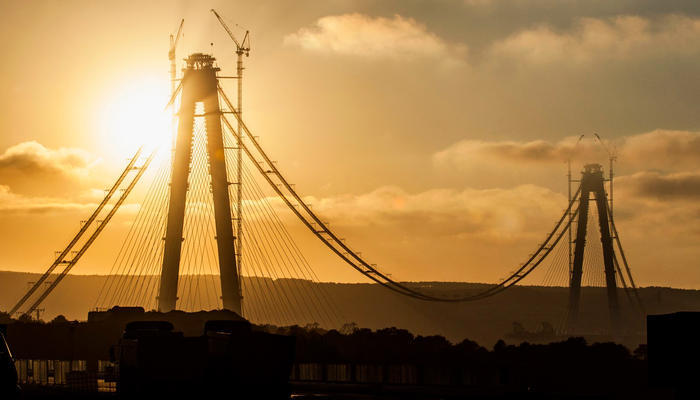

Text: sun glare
xmin=99 ymin=77 xmax=173 ymax=156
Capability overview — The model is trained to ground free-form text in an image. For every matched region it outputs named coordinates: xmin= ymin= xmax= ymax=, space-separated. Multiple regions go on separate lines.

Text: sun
xmin=98 ymin=76 xmax=173 ymax=156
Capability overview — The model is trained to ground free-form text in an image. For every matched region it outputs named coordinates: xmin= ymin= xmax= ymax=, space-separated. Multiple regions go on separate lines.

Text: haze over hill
xmin=2 ymin=270 xmax=699 ymax=347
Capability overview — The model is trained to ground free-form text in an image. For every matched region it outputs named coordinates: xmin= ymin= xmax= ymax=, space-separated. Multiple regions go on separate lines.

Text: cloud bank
xmin=489 ymin=15 xmax=700 ymax=65
xmin=434 ymin=130 xmax=700 ymax=172
xmin=284 ymin=13 xmax=466 ymax=64
xmin=299 ymin=184 xmax=565 ymax=242
xmin=617 ymin=171 xmax=700 ymax=200
xmin=0 ymin=141 xmax=97 ymax=177
xmin=0 ymin=184 xmax=96 ymax=214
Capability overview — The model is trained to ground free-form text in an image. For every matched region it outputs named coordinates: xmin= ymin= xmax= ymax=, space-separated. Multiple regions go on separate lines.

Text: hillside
xmin=1 ymin=270 xmax=699 ymax=347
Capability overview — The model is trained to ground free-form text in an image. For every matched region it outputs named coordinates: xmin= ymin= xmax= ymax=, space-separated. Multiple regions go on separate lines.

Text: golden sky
xmin=1 ymin=0 xmax=699 ymax=288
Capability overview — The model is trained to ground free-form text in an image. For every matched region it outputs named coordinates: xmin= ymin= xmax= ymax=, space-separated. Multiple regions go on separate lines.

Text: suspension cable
xmin=218 ymin=85 xmax=582 ymax=302
xmin=607 ymin=202 xmax=645 ymax=313
xmin=10 ymin=148 xmax=143 ymax=316
xmin=23 ymin=150 xmax=156 ymax=316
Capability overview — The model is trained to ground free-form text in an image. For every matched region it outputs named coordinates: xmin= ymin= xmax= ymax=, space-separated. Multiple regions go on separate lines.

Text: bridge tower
xmin=159 ymin=53 xmax=242 ymax=314
xmin=567 ymin=163 xmax=620 ymax=333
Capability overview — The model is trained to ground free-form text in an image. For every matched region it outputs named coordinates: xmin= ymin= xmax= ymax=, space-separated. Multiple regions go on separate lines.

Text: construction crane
xmin=211 ymin=10 xmax=250 ymax=58
xmin=211 ymin=9 xmax=250 ymax=306
xmin=169 ymin=19 xmax=184 ymax=96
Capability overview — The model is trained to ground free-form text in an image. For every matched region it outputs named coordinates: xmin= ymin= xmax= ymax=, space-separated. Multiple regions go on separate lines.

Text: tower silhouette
xmin=567 ymin=163 xmax=620 ymax=333
xmin=159 ymin=53 xmax=241 ymax=314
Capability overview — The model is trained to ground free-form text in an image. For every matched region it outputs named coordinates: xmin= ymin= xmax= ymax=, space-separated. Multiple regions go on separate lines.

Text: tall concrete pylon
xmin=567 ymin=163 xmax=620 ymax=334
xmin=159 ymin=53 xmax=242 ymax=314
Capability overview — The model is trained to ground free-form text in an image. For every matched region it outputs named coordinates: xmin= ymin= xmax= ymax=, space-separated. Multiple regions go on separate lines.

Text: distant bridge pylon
xmin=566 ymin=163 xmax=640 ymax=334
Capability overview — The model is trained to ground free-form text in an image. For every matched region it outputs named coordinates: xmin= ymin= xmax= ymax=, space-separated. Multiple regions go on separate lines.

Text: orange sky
xmin=1 ymin=1 xmax=699 ymax=290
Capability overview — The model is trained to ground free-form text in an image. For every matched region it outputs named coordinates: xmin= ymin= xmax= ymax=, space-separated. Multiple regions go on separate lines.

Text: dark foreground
xmin=3 ymin=310 xmax=700 ymax=399
xmin=15 ymin=382 xmax=676 ymax=400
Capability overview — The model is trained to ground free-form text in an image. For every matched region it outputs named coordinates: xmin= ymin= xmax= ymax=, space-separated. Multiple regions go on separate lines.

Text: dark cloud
xmin=478 ymin=140 xmax=571 ymax=162
xmin=618 ymin=171 xmax=700 ymax=200
xmin=351 ymin=1 xmax=700 ymax=54
xmin=621 ymin=130 xmax=700 ymax=169
xmin=0 ymin=141 xmax=96 ymax=176
xmin=0 ymin=141 xmax=100 ymax=196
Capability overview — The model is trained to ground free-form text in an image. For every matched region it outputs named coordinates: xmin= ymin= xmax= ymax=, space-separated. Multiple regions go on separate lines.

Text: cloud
xmin=0 ymin=184 xmax=96 ymax=214
xmin=489 ymin=15 xmax=700 ymax=64
xmin=299 ymin=185 xmax=565 ymax=242
xmin=463 ymin=0 xmax=493 ymax=5
xmin=617 ymin=171 xmax=700 ymax=200
xmin=434 ymin=137 xmax=588 ymax=166
xmin=284 ymin=13 xmax=466 ymax=65
xmin=620 ymin=130 xmax=700 ymax=169
xmin=0 ymin=141 xmax=98 ymax=177
xmin=434 ymin=130 xmax=700 ymax=172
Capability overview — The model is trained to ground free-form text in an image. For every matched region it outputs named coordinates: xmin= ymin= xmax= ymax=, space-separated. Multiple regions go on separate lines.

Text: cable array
xmin=94 ymin=150 xmax=172 ymax=310
xmin=95 ymin=109 xmax=225 ymax=312
xmin=222 ymin=127 xmax=343 ymax=327
xmin=538 ymin=234 xmax=570 ymax=288
xmin=14 ymin=149 xmax=154 ymax=317
xmin=94 ymin=104 xmax=343 ymax=328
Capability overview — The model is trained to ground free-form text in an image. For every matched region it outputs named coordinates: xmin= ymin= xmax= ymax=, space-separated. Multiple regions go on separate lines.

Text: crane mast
xmin=169 ymin=19 xmax=184 ymax=96
xmin=211 ymin=9 xmax=250 ymax=311
xmin=594 ymin=133 xmax=617 ymax=221
xmin=169 ymin=19 xmax=184 ymax=155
